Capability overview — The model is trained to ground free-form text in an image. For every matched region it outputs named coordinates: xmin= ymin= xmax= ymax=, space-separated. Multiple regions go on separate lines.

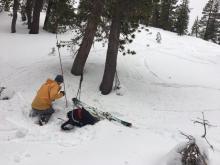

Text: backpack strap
xmin=61 ymin=120 xmax=74 ymax=130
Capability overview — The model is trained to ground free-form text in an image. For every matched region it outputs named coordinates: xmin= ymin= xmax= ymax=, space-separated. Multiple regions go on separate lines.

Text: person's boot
xmin=39 ymin=114 xmax=52 ymax=126
xmin=39 ymin=115 xmax=47 ymax=126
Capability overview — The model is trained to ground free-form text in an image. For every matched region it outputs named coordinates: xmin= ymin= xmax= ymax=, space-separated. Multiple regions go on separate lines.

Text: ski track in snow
xmin=152 ymin=82 xmax=220 ymax=91
xmin=153 ymin=46 xmax=217 ymax=65
xmin=143 ymin=59 xmax=165 ymax=82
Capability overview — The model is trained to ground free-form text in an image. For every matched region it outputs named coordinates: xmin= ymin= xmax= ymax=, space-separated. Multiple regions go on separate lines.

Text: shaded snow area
xmin=1 ymin=12 xmax=220 ymax=165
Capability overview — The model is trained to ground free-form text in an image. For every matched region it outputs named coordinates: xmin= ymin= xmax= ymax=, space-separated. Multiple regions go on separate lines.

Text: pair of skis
xmin=72 ymin=98 xmax=132 ymax=127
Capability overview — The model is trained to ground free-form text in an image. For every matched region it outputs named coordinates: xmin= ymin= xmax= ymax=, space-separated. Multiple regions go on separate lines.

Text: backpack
xmin=61 ymin=107 xmax=99 ymax=131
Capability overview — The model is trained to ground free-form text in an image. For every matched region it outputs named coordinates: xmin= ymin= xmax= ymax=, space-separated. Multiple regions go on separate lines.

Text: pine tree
xmin=160 ymin=0 xmax=178 ymax=31
xmin=71 ymin=0 xmax=105 ymax=75
xmin=203 ymin=0 xmax=218 ymax=41
xmin=150 ymin=0 xmax=161 ymax=27
xmin=175 ymin=0 xmax=190 ymax=35
xmin=216 ymin=10 xmax=220 ymax=44
xmin=99 ymin=0 xmax=121 ymax=95
xmin=198 ymin=0 xmax=220 ymax=43
xmin=100 ymin=0 xmax=152 ymax=94
xmin=25 ymin=0 xmax=33 ymax=29
xmin=70 ymin=0 xmax=152 ymax=94
xmin=11 ymin=0 xmax=19 ymax=33
xmin=43 ymin=0 xmax=75 ymax=33
xmin=208 ymin=1 xmax=219 ymax=43
xmin=0 ymin=0 xmax=13 ymax=11
xmin=191 ymin=16 xmax=199 ymax=37
xmin=20 ymin=1 xmax=26 ymax=21
xmin=29 ymin=0 xmax=44 ymax=34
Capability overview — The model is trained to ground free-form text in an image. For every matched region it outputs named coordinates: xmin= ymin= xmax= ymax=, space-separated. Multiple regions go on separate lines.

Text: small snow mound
xmin=21 ymin=107 xmax=32 ymax=119
xmin=163 ymin=137 xmax=209 ymax=165
xmin=15 ymin=129 xmax=28 ymax=138
xmin=163 ymin=142 xmax=186 ymax=165
xmin=115 ymin=84 xmax=127 ymax=96
xmin=13 ymin=155 xmax=21 ymax=163
xmin=24 ymin=153 xmax=31 ymax=158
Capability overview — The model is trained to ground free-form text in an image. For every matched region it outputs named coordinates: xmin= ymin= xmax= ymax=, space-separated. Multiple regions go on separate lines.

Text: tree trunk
xmin=11 ymin=0 xmax=19 ymax=33
xmin=71 ymin=0 xmax=104 ymax=75
xmin=99 ymin=2 xmax=121 ymax=95
xmin=29 ymin=0 xmax=43 ymax=34
xmin=204 ymin=0 xmax=214 ymax=40
xmin=43 ymin=0 xmax=54 ymax=31
xmin=21 ymin=4 xmax=27 ymax=21
xmin=195 ymin=17 xmax=198 ymax=37
xmin=26 ymin=0 xmax=33 ymax=29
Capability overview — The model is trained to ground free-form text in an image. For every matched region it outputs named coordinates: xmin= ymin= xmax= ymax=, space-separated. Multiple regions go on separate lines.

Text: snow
xmin=188 ymin=0 xmax=209 ymax=30
xmin=1 ymin=12 xmax=220 ymax=165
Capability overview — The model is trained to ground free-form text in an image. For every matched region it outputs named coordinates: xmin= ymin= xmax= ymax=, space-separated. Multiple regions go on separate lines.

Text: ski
xmin=72 ymin=98 xmax=132 ymax=127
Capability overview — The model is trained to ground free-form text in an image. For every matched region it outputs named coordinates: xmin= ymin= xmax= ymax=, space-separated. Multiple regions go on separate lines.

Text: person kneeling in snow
xmin=30 ymin=75 xmax=65 ymax=126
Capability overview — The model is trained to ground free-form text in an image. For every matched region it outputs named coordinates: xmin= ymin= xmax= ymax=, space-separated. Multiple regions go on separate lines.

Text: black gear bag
xmin=61 ymin=107 xmax=99 ymax=131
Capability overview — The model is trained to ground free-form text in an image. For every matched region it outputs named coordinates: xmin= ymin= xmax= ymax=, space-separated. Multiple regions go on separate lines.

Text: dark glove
xmin=60 ymin=91 xmax=65 ymax=96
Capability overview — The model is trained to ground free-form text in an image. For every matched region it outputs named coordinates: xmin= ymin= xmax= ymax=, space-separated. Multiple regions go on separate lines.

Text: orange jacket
xmin=32 ymin=79 xmax=63 ymax=110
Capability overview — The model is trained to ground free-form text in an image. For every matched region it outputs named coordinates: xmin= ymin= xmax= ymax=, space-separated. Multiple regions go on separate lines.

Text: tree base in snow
xmin=165 ymin=137 xmax=209 ymax=165
xmin=99 ymin=84 xmax=112 ymax=95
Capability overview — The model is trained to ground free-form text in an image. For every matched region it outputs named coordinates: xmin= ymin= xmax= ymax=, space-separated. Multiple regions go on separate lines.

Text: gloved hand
xmin=60 ymin=91 xmax=65 ymax=96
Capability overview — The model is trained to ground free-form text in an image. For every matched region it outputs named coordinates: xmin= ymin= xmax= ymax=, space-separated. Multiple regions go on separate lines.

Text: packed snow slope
xmin=0 ymin=12 xmax=220 ymax=165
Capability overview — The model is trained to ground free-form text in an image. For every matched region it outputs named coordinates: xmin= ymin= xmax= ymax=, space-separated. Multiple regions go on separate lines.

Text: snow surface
xmin=1 ymin=12 xmax=220 ymax=165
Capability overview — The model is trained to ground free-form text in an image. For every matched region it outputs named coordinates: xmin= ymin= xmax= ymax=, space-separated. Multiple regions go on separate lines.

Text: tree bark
xmin=71 ymin=0 xmax=104 ymax=75
xmin=26 ymin=0 xmax=33 ymax=29
xmin=29 ymin=0 xmax=43 ymax=34
xmin=11 ymin=0 xmax=19 ymax=33
xmin=43 ymin=0 xmax=54 ymax=31
xmin=99 ymin=2 xmax=121 ymax=95
xmin=204 ymin=0 xmax=214 ymax=40
xmin=21 ymin=4 xmax=27 ymax=21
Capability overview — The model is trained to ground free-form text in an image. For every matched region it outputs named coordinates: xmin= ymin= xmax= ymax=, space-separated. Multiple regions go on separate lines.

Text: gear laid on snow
xmin=61 ymin=107 xmax=99 ymax=130
xmin=31 ymin=76 xmax=65 ymax=125
xmin=60 ymin=71 xmax=131 ymax=130
xmin=72 ymin=98 xmax=132 ymax=127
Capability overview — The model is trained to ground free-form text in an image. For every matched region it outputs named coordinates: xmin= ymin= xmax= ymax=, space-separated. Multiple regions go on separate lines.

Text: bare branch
xmin=202 ymin=112 xmax=207 ymax=138
xmin=192 ymin=112 xmax=214 ymax=150
xmin=204 ymin=137 xmax=214 ymax=151
xmin=179 ymin=131 xmax=195 ymax=141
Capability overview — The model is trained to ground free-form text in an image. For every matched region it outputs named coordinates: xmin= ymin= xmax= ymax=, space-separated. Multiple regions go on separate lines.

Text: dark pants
xmin=30 ymin=108 xmax=55 ymax=124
